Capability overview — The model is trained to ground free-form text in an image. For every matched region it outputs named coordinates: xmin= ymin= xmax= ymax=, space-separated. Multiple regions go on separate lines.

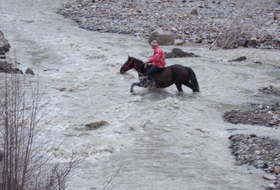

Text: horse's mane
xmin=129 ymin=56 xmax=144 ymax=64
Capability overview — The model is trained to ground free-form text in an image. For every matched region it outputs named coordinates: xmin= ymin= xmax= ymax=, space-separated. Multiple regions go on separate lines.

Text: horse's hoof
xmin=178 ymin=92 xmax=184 ymax=96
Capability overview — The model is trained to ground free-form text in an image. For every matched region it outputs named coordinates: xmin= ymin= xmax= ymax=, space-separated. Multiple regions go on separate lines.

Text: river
xmin=1 ymin=0 xmax=280 ymax=189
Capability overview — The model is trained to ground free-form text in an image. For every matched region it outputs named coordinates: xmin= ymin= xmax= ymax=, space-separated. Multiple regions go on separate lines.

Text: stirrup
xmin=146 ymin=79 xmax=156 ymax=88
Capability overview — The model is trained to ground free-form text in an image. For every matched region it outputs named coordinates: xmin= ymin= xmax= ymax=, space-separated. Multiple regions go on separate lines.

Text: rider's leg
xmin=146 ymin=66 xmax=162 ymax=87
xmin=147 ymin=66 xmax=162 ymax=81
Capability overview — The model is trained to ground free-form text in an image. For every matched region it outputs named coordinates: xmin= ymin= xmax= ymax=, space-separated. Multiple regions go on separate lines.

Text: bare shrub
xmin=210 ymin=0 xmax=279 ymax=49
xmin=0 ymin=69 xmax=82 ymax=190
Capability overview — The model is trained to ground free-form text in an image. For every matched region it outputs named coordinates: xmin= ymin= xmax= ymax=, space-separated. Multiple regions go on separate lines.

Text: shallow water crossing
xmin=1 ymin=0 xmax=280 ymax=189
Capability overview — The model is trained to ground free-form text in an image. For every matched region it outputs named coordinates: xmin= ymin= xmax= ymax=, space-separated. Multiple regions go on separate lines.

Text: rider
xmin=144 ymin=40 xmax=166 ymax=86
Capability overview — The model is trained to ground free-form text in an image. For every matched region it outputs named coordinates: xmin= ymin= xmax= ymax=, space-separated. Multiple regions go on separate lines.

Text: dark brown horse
xmin=120 ymin=56 xmax=199 ymax=95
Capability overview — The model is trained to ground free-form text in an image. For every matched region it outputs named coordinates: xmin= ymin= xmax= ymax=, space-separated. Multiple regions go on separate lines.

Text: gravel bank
xmin=225 ymin=90 xmax=280 ymax=189
xmin=229 ymin=134 xmax=280 ymax=190
xmin=57 ymin=0 xmax=280 ymax=49
xmin=224 ymin=103 xmax=280 ymax=128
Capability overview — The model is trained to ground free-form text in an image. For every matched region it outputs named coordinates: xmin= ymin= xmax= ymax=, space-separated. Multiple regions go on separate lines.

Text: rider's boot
xmin=150 ymin=79 xmax=155 ymax=86
xmin=146 ymin=79 xmax=156 ymax=88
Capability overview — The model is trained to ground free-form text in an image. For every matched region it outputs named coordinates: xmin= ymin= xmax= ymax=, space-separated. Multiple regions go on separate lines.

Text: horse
xmin=120 ymin=56 xmax=200 ymax=95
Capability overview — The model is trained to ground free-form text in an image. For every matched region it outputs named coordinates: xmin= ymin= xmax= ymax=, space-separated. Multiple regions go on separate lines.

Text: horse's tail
xmin=185 ymin=67 xmax=200 ymax=92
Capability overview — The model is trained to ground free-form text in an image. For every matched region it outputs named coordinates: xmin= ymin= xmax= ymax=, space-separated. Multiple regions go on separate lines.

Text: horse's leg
xmin=130 ymin=80 xmax=147 ymax=94
xmin=130 ymin=83 xmax=138 ymax=94
xmin=184 ymin=81 xmax=196 ymax=92
xmin=175 ymin=82 xmax=184 ymax=95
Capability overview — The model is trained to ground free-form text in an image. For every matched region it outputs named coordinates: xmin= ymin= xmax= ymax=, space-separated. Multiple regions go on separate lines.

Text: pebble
xmin=264 ymin=174 xmax=277 ymax=181
xmin=268 ymin=183 xmax=277 ymax=189
xmin=275 ymin=166 xmax=280 ymax=174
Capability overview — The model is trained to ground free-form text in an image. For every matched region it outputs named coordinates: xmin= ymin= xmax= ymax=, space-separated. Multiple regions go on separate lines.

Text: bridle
xmin=122 ymin=58 xmax=145 ymax=70
xmin=122 ymin=57 xmax=160 ymax=87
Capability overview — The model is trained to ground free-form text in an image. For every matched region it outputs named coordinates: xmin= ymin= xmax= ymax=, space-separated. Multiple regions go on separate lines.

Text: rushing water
xmin=1 ymin=0 xmax=280 ymax=189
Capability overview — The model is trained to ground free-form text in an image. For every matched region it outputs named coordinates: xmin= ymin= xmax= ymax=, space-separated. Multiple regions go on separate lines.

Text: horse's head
xmin=120 ymin=56 xmax=141 ymax=74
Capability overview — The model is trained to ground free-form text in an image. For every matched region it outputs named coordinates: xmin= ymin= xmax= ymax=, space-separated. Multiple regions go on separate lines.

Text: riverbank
xmin=57 ymin=0 xmax=280 ymax=49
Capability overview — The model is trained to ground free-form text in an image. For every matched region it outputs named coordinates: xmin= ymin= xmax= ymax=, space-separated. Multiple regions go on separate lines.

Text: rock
xmin=0 ymin=60 xmax=23 ymax=74
xmin=0 ymin=39 xmax=10 ymax=53
xmin=85 ymin=120 xmax=107 ymax=130
xmin=228 ymin=135 xmax=239 ymax=140
xmin=170 ymin=27 xmax=178 ymax=32
xmin=59 ymin=87 xmax=66 ymax=91
xmin=269 ymin=120 xmax=278 ymax=126
xmin=261 ymin=38 xmax=266 ymax=43
xmin=165 ymin=48 xmax=200 ymax=58
xmin=174 ymin=39 xmax=184 ymax=45
xmin=195 ymin=38 xmax=203 ymax=43
xmin=251 ymin=37 xmax=261 ymax=46
xmin=165 ymin=52 xmax=180 ymax=58
xmin=170 ymin=48 xmax=200 ymax=58
xmin=275 ymin=166 xmax=280 ymax=174
xmin=259 ymin=86 xmax=280 ymax=96
xmin=238 ymin=39 xmax=246 ymax=46
xmin=249 ymin=134 xmax=257 ymax=137
xmin=149 ymin=28 xmax=174 ymax=45
xmin=258 ymin=105 xmax=263 ymax=109
xmin=264 ymin=174 xmax=277 ymax=180
xmin=0 ymin=31 xmax=10 ymax=54
xmin=228 ymin=56 xmax=247 ymax=62
xmin=0 ymin=150 xmax=3 ymax=162
xmin=190 ymin=9 xmax=198 ymax=15
xmin=268 ymin=183 xmax=277 ymax=189
xmin=25 ymin=68 xmax=35 ymax=75
xmin=272 ymin=39 xmax=280 ymax=48
xmin=176 ymin=34 xmax=184 ymax=39
xmin=244 ymin=39 xmax=259 ymax=48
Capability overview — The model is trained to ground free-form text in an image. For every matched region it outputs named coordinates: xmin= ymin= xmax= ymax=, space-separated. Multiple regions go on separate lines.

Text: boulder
xmin=0 ymin=31 xmax=10 ymax=54
xmin=25 ymin=68 xmax=35 ymax=75
xmin=149 ymin=28 xmax=174 ymax=45
xmin=172 ymin=48 xmax=200 ymax=57
xmin=165 ymin=48 xmax=200 ymax=58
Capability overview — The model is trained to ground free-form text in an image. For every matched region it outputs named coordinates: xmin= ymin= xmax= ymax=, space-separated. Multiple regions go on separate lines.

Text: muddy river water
xmin=1 ymin=0 xmax=280 ymax=189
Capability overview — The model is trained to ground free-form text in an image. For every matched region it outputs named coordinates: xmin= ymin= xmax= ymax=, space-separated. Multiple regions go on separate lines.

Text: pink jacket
xmin=149 ymin=46 xmax=166 ymax=68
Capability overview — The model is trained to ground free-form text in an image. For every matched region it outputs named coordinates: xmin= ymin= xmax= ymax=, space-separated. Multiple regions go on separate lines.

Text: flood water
xmin=1 ymin=0 xmax=280 ymax=189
